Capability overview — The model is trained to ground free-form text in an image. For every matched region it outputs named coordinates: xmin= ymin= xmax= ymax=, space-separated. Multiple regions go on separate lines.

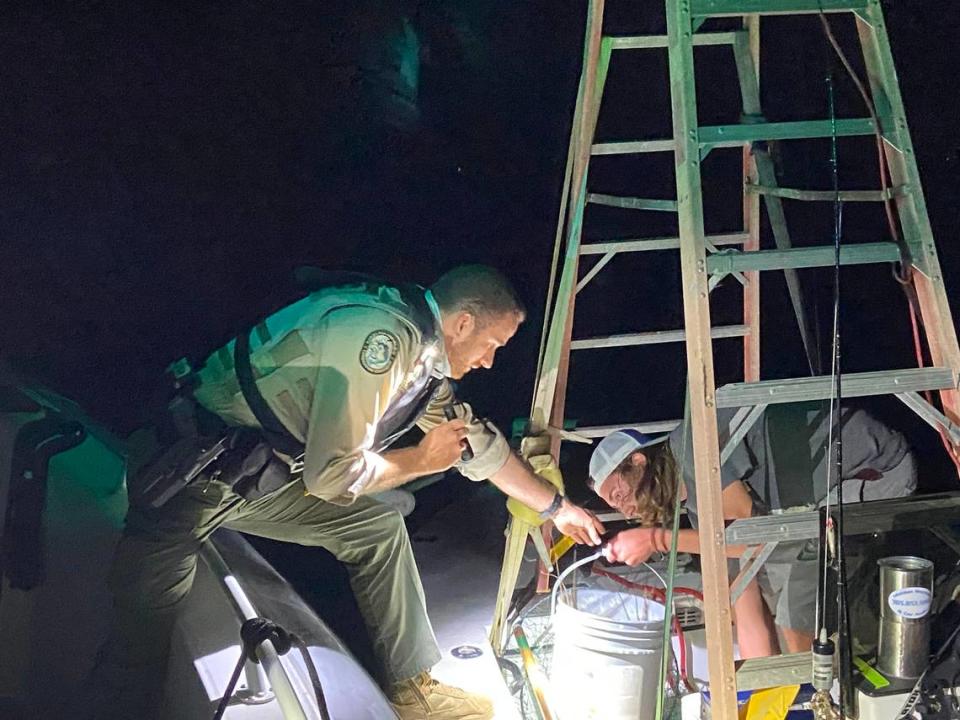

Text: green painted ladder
xmin=492 ymin=3 xmax=960 ymax=718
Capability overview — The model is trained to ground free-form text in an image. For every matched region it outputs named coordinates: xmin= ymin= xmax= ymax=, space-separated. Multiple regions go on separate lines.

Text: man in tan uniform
xmin=92 ymin=265 xmax=604 ymax=720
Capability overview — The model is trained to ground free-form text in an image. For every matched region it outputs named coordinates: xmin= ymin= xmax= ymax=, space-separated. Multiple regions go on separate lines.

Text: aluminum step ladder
xmin=491 ymin=2 xmax=960 ymax=718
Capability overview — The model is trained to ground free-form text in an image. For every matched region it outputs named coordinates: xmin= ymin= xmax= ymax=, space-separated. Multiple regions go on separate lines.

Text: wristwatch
xmin=538 ymin=491 xmax=564 ymax=521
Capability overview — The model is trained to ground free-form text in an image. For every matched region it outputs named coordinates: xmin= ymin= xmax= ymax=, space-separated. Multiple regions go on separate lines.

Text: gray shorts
xmin=752 ymin=451 xmax=917 ymax=633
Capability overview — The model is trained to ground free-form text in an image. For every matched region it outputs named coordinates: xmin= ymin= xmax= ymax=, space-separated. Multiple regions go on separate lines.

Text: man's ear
xmin=454 ymin=311 xmax=475 ymax=339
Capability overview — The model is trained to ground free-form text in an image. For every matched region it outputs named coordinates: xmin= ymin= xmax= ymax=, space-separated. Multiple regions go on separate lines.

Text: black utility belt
xmin=132 ymin=426 xmax=298 ymax=508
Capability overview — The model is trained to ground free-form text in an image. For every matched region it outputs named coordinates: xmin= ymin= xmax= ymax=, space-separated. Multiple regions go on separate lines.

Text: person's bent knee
xmin=354 ymin=504 xmax=412 ymax=566
xmin=371 ymin=505 xmax=408 ymax=545
xmin=778 ymin=625 xmax=814 ymax=653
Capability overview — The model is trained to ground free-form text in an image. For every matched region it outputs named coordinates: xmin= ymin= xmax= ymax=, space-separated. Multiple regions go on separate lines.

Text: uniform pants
xmin=89 ymin=478 xmax=441 ymax=719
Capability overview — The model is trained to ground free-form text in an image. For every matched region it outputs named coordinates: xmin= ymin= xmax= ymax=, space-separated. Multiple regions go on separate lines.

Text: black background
xmin=2 ymin=1 xmax=959 ymax=485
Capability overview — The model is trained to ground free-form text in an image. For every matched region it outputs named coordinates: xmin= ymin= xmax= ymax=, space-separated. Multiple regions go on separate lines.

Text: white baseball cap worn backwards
xmin=588 ymin=429 xmax=669 ymax=496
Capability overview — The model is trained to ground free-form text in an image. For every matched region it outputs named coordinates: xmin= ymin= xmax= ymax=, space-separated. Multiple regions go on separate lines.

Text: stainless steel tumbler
xmin=877 ymin=556 xmax=933 ymax=678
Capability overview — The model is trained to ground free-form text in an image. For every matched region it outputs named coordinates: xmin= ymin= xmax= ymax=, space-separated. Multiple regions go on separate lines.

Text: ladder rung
xmin=591 ymin=118 xmax=876 ymax=156
xmin=746 ymin=183 xmax=904 ymax=202
xmin=726 ymin=511 xmax=820 ymax=546
xmin=591 ymin=139 xmax=674 ymax=155
xmin=835 ymin=493 xmax=960 ymax=537
xmin=716 ymin=367 xmax=956 ymax=408
xmin=736 ymin=652 xmax=812 ymax=691
xmin=572 ymin=325 xmax=749 ymax=350
xmin=701 ymin=118 xmax=876 ymax=145
xmin=586 ymin=193 xmax=677 ymax=212
xmin=607 ymin=31 xmax=742 ymax=51
xmin=726 ymin=492 xmax=960 ymax=546
xmin=706 ymin=242 xmax=900 ymax=274
xmin=581 ymin=232 xmax=748 ymax=255
xmin=691 ymin=0 xmax=867 ymax=17
xmin=573 ymin=420 xmax=681 ymax=439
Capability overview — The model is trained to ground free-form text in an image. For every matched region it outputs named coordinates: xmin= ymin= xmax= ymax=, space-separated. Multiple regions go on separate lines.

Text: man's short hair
xmin=430 ymin=265 xmax=526 ymax=325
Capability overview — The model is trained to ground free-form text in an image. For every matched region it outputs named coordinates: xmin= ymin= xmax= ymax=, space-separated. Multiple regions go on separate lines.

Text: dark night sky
xmin=2 ymin=1 xmax=959 ymax=484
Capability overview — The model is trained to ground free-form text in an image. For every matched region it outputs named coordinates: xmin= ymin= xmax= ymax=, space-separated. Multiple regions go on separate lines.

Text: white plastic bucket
xmin=550 ymin=575 xmax=665 ymax=719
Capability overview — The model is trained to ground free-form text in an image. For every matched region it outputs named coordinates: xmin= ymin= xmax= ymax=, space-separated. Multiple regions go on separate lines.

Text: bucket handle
xmin=550 ymin=550 xmax=603 ymax=617
xmin=550 ymin=548 xmax=671 ymax=617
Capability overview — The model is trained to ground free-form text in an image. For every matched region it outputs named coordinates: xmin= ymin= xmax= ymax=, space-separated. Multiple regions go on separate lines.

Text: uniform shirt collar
xmin=424 ymin=289 xmax=451 ymax=378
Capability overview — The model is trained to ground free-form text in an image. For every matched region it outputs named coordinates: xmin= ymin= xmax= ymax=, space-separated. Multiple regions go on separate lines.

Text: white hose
xmin=550 ymin=546 xmax=670 ymax=617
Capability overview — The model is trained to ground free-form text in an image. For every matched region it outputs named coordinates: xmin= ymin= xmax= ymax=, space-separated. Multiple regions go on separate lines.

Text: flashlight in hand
xmin=443 ymin=404 xmax=475 ymax=462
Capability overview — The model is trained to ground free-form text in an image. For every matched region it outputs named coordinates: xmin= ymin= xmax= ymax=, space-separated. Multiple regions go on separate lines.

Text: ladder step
xmin=586 ymin=193 xmax=677 ymax=212
xmin=702 ymin=118 xmax=876 ymax=144
xmin=726 ymin=511 xmax=820 ymax=546
xmin=572 ymin=325 xmax=749 ymax=350
xmin=746 ymin=183 xmax=903 ymax=202
xmin=580 ymin=232 xmax=748 ymax=256
xmin=607 ymin=31 xmax=741 ymax=51
xmin=706 ymin=242 xmax=900 ymax=275
xmin=591 ymin=118 xmax=875 ymax=156
xmin=736 ymin=652 xmax=812 ymax=691
xmin=691 ymin=0 xmax=867 ymax=17
xmin=573 ymin=420 xmax=681 ymax=439
xmin=726 ymin=493 xmax=960 ymax=547
xmin=716 ymin=367 xmax=955 ymax=408
xmin=726 ymin=496 xmax=960 ymax=570
xmin=591 ymin=139 xmax=675 ymax=155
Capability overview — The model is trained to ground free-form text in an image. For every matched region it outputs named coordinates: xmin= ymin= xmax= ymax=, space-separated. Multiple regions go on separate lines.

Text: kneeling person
xmin=92 ymin=265 xmax=604 ymax=720
xmin=588 ymin=402 xmax=916 ymax=656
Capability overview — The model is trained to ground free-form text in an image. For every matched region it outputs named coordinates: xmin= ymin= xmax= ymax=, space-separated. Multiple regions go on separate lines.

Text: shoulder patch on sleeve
xmin=360 ymin=330 xmax=399 ymax=374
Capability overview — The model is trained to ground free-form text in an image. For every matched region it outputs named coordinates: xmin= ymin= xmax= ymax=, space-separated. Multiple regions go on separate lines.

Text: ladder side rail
xmin=492 ymin=0 xmax=610 ymax=654
xmin=855 ymin=4 xmax=960 ymax=423
xmin=667 ymin=2 xmax=738 ymax=717
xmin=740 ymin=15 xmax=761 ymax=381
xmin=529 ymin=1 xmax=608 ymax=438
xmin=529 ymin=57 xmax=585 ymax=421
xmin=732 ymin=28 xmax=820 ymax=375
xmin=545 ymin=38 xmax=613 ymax=456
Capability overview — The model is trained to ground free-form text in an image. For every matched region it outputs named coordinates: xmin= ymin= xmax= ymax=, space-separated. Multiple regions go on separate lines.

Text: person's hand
xmin=417 ymin=420 xmax=468 ymax=473
xmin=602 ymin=528 xmax=662 ymax=566
xmin=553 ymin=499 xmax=605 ymax=546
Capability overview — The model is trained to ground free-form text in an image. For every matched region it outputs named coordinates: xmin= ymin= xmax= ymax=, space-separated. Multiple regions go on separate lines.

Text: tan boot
xmin=389 ymin=672 xmax=494 ymax=720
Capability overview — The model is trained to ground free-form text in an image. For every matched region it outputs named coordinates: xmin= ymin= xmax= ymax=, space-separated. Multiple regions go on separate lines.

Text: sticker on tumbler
xmin=888 ymin=586 xmax=931 ymax=619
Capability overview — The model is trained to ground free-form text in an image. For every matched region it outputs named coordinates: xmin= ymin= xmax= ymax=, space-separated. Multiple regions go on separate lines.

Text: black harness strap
xmin=234 ymin=331 xmax=305 ymax=459
xmin=233 ymin=273 xmax=438 ymax=459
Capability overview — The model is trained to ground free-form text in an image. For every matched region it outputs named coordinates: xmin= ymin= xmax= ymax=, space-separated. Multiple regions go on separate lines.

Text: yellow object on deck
xmin=740 ymin=685 xmax=800 ymax=720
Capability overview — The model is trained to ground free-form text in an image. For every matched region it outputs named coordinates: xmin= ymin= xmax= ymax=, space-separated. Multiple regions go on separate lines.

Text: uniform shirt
xmin=193 ymin=282 xmax=511 ymax=504
xmin=671 ymin=402 xmax=911 ymax=527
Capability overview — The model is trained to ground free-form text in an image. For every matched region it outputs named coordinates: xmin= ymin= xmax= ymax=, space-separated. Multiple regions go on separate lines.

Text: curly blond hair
xmin=618 ymin=443 xmax=681 ymax=526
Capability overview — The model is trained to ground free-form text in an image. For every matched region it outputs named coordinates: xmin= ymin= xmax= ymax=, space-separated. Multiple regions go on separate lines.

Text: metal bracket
xmin=706 ymin=240 xmax=748 ymax=288
xmin=895 ymin=391 xmax=960 ymax=446
xmin=721 ymin=404 xmax=767 ymax=464
xmin=730 ymin=541 xmax=777 ymax=604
